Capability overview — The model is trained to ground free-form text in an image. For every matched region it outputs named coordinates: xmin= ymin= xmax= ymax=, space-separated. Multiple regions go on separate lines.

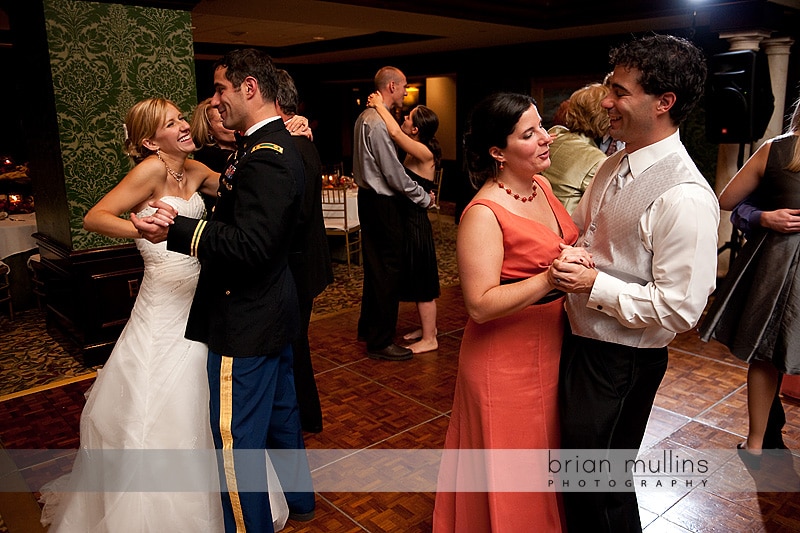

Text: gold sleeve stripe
xmin=219 ymin=356 xmax=246 ymax=532
xmin=252 ymin=142 xmax=283 ymax=154
xmin=190 ymin=219 xmax=207 ymax=257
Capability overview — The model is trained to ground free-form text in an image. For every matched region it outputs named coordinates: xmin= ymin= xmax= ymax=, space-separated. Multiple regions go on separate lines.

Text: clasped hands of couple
xmin=130 ymin=201 xmax=177 ymax=243
xmin=549 ymin=243 xmax=597 ymax=294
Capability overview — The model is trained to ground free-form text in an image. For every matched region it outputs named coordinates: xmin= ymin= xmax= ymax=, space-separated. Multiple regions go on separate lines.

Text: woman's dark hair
xmin=412 ymin=105 xmax=442 ymax=168
xmin=275 ymin=68 xmax=299 ymax=115
xmin=463 ymin=92 xmax=536 ymax=189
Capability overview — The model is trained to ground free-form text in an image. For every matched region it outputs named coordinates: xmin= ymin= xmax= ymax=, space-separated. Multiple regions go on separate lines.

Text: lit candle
xmin=8 ymin=194 xmax=21 ymax=212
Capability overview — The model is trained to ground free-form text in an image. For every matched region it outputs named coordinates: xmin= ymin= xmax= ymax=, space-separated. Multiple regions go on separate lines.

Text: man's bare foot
xmin=403 ymin=329 xmax=423 ymax=341
xmin=406 ymin=338 xmax=438 ymax=354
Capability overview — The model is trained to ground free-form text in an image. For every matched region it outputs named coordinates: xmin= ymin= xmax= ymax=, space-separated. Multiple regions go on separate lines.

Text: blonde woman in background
xmin=190 ymin=97 xmax=311 ymax=217
xmin=191 ymin=97 xmax=237 ymax=173
xmin=542 ymin=83 xmax=610 ymax=213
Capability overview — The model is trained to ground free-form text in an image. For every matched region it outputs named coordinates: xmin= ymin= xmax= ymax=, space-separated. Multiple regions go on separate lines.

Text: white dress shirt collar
xmin=625 ymin=129 xmax=681 ymax=180
xmin=244 ymin=116 xmax=281 ymax=137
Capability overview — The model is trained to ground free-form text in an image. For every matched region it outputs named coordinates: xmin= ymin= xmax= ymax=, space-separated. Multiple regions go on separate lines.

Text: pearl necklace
xmin=157 ymin=150 xmax=185 ymax=182
xmin=495 ymin=177 xmax=537 ymax=202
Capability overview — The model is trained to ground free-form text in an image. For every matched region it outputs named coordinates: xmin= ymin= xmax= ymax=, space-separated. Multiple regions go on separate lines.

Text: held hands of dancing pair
xmin=130 ymin=200 xmax=178 ymax=243
xmin=548 ymin=243 xmax=597 ymax=294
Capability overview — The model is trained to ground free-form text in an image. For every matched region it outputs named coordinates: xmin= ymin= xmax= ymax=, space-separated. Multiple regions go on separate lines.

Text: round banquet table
xmin=0 ymin=212 xmax=37 ymax=260
xmin=0 ymin=212 xmax=38 ymax=311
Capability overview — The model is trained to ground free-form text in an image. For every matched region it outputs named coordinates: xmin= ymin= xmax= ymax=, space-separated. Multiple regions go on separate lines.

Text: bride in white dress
xmin=40 ymin=98 xmax=288 ymax=532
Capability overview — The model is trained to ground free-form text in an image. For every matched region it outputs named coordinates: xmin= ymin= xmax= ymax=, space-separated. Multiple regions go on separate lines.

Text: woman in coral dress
xmin=433 ymin=93 xmax=586 ymax=532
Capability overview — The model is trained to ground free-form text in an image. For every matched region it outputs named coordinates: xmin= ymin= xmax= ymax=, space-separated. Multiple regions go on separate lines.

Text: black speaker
xmin=706 ymin=50 xmax=774 ymax=144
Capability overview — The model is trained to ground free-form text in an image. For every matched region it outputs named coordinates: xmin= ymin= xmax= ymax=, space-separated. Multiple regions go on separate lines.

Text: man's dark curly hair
xmin=609 ymin=34 xmax=706 ymax=126
xmin=214 ymin=48 xmax=279 ymax=102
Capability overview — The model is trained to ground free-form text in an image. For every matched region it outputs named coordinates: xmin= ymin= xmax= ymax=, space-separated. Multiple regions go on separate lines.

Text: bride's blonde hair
xmin=123 ymin=98 xmax=180 ymax=163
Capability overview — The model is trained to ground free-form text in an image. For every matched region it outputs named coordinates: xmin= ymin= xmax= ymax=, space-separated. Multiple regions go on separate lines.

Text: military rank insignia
xmin=252 ymin=142 xmax=283 ymax=154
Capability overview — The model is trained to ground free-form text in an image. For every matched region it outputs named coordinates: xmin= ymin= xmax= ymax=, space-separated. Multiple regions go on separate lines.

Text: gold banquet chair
xmin=322 ymin=186 xmax=361 ymax=276
xmin=27 ymin=253 xmax=46 ymax=310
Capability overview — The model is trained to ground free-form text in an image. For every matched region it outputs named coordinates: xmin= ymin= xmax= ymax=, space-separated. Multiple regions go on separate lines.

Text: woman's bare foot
xmin=403 ymin=329 xmax=423 ymax=341
xmin=737 ymin=441 xmax=762 ymax=469
xmin=406 ymin=338 xmax=438 ymax=354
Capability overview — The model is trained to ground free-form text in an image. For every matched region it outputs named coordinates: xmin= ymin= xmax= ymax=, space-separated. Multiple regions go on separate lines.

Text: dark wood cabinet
xmin=35 ymin=232 xmax=143 ymax=366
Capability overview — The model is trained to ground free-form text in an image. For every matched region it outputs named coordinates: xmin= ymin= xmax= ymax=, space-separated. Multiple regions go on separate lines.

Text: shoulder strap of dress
xmin=461 ymin=198 xmax=510 ymax=226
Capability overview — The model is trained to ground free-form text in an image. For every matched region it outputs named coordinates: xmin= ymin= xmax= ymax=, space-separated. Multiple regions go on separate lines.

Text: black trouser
xmin=559 ymin=331 xmax=669 ymax=533
xmin=764 ymin=374 xmax=786 ymax=448
xmin=357 ymin=188 xmax=406 ymax=351
xmin=292 ymin=294 xmax=323 ymax=432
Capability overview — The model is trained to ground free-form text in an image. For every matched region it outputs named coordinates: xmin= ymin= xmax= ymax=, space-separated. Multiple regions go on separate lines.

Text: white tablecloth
xmin=0 ymin=212 xmax=37 ymax=259
xmin=322 ymin=188 xmax=359 ymax=230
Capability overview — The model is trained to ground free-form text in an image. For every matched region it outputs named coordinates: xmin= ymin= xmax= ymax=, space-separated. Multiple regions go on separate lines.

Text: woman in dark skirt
xmin=700 ymin=95 xmax=800 ymax=461
xmin=368 ymin=91 xmax=441 ymax=353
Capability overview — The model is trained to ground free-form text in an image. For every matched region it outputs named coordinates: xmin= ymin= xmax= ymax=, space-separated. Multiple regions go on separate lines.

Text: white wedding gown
xmin=40 ymin=194 xmax=288 ymax=532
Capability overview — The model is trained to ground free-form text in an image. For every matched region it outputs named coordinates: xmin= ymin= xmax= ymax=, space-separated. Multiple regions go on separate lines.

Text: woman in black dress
xmin=368 ymin=92 xmax=441 ymax=354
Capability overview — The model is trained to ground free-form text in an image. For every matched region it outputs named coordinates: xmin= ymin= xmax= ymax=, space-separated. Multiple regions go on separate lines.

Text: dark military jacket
xmin=168 ymin=118 xmax=304 ymax=356
xmin=287 ymin=135 xmax=333 ymax=305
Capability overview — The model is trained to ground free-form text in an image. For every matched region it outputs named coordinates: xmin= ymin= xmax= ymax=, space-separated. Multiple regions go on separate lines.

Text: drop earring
xmin=498 ymin=161 xmax=504 ymax=171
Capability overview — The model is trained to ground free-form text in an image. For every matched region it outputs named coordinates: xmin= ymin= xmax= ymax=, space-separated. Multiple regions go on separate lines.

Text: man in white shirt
xmin=549 ymin=34 xmax=719 ymax=533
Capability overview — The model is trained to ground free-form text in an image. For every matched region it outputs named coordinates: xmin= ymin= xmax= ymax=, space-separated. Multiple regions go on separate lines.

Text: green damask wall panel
xmin=44 ymin=0 xmax=196 ymax=250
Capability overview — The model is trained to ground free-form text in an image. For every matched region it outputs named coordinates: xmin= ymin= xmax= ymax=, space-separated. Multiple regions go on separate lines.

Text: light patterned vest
xmin=566 ymin=152 xmax=699 ymax=347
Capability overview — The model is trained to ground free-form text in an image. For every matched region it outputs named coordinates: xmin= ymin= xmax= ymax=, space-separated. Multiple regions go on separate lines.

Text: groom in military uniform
xmin=132 ymin=48 xmax=314 ymax=532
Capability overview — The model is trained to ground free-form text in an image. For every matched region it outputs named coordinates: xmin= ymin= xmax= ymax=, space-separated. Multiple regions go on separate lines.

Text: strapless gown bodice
xmin=134 ymin=193 xmax=204 ymax=271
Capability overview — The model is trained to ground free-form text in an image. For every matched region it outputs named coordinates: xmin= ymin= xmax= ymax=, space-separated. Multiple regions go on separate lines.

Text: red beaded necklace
xmin=494 ymin=177 xmax=538 ymax=202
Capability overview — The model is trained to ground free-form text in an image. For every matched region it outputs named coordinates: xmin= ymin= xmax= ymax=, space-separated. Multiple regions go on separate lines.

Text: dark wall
xmin=0 ymin=47 xmax=26 ymax=164
xmin=261 ymin=26 xmax=739 ymax=211
xmin=193 ymin=23 xmax=799 ymax=212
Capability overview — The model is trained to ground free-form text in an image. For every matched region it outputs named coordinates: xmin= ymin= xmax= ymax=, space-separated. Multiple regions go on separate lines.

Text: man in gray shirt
xmin=353 ymin=66 xmax=432 ymax=360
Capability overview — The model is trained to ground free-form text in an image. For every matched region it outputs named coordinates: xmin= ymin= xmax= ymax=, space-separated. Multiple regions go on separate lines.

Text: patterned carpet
xmin=0 ymin=309 xmax=98 ymax=400
xmin=0 ymin=208 xmax=459 ymax=399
